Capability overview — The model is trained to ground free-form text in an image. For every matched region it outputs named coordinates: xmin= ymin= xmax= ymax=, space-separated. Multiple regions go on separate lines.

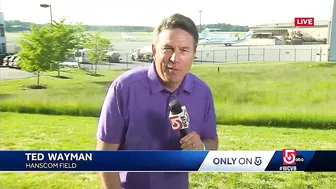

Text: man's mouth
xmin=167 ymin=66 xmax=178 ymax=71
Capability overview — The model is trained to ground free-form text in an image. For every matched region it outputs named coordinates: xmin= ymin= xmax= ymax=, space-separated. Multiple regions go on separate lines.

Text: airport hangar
xmin=248 ymin=20 xmax=330 ymax=41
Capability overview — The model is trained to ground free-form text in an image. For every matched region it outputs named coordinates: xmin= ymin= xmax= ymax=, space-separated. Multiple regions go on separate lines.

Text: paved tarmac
xmin=0 ymin=67 xmax=36 ymax=81
xmin=0 ymin=39 xmax=330 ymax=80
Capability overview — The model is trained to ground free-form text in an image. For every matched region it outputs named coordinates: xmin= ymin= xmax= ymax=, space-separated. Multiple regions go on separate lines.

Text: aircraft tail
xmin=199 ymin=28 xmax=210 ymax=39
xmin=243 ymin=31 xmax=254 ymax=39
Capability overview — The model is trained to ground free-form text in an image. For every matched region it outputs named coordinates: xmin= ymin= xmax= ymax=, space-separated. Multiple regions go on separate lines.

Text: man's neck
xmin=163 ymin=84 xmax=180 ymax=93
xmin=162 ymin=81 xmax=182 ymax=93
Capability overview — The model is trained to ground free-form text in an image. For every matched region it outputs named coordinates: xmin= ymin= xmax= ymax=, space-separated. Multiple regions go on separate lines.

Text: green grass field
xmin=0 ymin=62 xmax=335 ymax=188
xmin=0 ymin=112 xmax=335 ymax=189
xmin=1 ymin=62 xmax=336 ymax=129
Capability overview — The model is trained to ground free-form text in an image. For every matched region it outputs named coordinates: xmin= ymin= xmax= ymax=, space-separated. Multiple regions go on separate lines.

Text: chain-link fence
xmin=194 ymin=46 xmax=329 ymax=64
xmin=66 ymin=46 xmax=331 ymax=71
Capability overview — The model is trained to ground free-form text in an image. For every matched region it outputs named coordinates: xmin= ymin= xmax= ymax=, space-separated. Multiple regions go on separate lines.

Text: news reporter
xmin=96 ymin=13 xmax=218 ymax=189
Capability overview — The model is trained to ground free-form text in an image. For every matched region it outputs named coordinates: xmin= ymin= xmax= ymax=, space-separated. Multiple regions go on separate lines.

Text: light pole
xmin=199 ymin=10 xmax=202 ymax=32
xmin=328 ymin=0 xmax=336 ymax=61
xmin=40 ymin=4 xmax=52 ymax=27
xmin=40 ymin=4 xmax=54 ymax=70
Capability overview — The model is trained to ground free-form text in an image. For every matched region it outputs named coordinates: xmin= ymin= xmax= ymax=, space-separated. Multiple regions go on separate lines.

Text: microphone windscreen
xmin=169 ymin=100 xmax=182 ymax=114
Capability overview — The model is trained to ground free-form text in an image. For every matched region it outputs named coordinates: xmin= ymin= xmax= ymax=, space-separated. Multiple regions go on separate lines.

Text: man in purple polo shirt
xmin=96 ymin=13 xmax=218 ymax=189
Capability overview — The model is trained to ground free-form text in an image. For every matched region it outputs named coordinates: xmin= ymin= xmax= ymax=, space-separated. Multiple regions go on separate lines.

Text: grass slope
xmin=196 ymin=62 xmax=336 ymax=128
xmin=1 ymin=62 xmax=335 ymax=129
xmin=0 ymin=112 xmax=335 ymax=189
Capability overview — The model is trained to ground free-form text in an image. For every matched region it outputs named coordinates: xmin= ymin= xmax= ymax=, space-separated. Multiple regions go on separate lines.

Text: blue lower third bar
xmin=0 ymin=150 xmax=208 ymax=171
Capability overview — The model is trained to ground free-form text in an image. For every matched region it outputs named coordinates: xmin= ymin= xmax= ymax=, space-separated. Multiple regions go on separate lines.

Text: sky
xmin=0 ymin=0 xmax=334 ymax=27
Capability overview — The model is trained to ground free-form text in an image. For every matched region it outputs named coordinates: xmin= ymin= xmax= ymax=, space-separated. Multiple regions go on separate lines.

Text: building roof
xmin=248 ymin=20 xmax=330 ymax=29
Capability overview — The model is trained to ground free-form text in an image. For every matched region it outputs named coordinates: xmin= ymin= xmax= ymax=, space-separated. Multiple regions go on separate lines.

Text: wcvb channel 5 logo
xmin=282 ymin=149 xmax=305 ymax=165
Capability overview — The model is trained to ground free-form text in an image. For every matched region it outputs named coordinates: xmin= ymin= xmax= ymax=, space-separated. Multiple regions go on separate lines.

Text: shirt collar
xmin=147 ymin=62 xmax=193 ymax=94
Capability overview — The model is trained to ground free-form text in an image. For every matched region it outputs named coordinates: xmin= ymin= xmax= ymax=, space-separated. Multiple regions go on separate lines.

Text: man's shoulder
xmin=188 ymin=72 xmax=212 ymax=93
xmin=114 ymin=66 xmax=149 ymax=89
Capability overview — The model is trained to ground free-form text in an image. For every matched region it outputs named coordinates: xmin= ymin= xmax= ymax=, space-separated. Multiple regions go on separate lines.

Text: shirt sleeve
xmin=200 ymin=88 xmax=218 ymax=140
xmin=96 ymin=80 xmax=126 ymax=144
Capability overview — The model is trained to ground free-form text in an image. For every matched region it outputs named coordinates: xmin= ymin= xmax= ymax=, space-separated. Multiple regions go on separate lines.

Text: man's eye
xmin=163 ymin=48 xmax=173 ymax=51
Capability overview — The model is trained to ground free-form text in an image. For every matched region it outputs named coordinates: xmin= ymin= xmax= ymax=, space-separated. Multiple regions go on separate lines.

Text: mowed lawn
xmin=0 ymin=112 xmax=335 ymax=189
xmin=1 ymin=62 xmax=336 ymax=129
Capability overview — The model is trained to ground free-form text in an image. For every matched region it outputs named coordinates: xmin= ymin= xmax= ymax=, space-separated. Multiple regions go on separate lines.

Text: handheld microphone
xmin=168 ymin=100 xmax=190 ymax=138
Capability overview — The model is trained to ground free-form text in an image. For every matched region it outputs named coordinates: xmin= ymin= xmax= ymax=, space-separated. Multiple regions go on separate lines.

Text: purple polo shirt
xmin=96 ymin=62 xmax=217 ymax=189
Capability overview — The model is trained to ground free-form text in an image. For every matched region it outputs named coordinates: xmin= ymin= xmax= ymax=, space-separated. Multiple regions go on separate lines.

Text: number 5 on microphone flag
xmin=0 ymin=150 xmax=335 ymax=172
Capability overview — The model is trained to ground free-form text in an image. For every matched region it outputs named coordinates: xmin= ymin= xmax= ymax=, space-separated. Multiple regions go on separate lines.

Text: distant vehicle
xmin=11 ymin=56 xmax=20 ymax=69
xmin=2 ymin=55 xmax=21 ymax=69
xmin=74 ymin=48 xmax=90 ymax=63
xmin=198 ymin=30 xmax=254 ymax=46
xmin=131 ymin=46 xmax=153 ymax=62
xmin=105 ymin=50 xmax=122 ymax=63
xmin=73 ymin=49 xmax=122 ymax=64
xmin=2 ymin=55 xmax=11 ymax=66
xmin=122 ymin=33 xmax=136 ymax=41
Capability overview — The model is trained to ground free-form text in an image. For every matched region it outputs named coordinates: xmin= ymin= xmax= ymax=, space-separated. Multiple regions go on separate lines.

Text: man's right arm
xmin=96 ymin=80 xmax=126 ymax=189
xmin=96 ymin=140 xmax=121 ymax=189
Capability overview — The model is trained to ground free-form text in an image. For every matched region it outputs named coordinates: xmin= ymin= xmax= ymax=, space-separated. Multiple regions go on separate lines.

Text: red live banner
xmin=294 ymin=17 xmax=314 ymax=26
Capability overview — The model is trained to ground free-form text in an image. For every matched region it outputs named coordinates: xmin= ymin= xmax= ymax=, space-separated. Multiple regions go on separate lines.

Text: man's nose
xmin=169 ymin=52 xmax=181 ymax=63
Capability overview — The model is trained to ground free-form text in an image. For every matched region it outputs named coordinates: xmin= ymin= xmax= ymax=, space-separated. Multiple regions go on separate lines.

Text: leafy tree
xmin=51 ymin=18 xmax=88 ymax=76
xmin=84 ymin=31 xmax=110 ymax=75
xmin=17 ymin=24 xmax=54 ymax=87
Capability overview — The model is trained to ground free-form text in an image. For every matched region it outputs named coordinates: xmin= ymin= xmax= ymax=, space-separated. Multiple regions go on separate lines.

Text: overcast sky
xmin=0 ymin=0 xmax=334 ymax=26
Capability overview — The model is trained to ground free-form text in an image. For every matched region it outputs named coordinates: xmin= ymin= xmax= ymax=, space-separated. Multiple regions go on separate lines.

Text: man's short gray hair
xmin=153 ymin=13 xmax=199 ymax=50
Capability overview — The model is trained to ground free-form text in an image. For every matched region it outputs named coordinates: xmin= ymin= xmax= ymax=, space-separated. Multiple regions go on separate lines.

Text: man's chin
xmin=165 ymin=77 xmax=182 ymax=85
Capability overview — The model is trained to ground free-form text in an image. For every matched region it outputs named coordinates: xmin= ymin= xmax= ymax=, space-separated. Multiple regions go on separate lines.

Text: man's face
xmin=152 ymin=28 xmax=196 ymax=87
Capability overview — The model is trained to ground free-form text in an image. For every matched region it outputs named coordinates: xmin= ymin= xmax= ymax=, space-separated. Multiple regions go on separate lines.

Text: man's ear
xmin=151 ymin=44 xmax=156 ymax=56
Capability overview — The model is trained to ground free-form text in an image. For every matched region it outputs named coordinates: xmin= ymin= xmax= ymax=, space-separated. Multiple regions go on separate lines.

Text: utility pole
xmin=199 ymin=10 xmax=202 ymax=32
xmin=328 ymin=0 xmax=336 ymax=61
xmin=40 ymin=4 xmax=52 ymax=27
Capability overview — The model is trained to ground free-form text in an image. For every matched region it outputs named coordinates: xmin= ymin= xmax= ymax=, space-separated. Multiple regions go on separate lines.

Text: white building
xmin=248 ymin=20 xmax=330 ymax=40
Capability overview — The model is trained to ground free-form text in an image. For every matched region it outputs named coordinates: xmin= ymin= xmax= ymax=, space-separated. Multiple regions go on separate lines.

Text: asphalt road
xmin=0 ymin=67 xmax=35 ymax=80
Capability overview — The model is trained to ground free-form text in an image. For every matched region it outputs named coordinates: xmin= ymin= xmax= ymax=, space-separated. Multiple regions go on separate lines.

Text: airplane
xmin=122 ymin=33 xmax=136 ymax=41
xmin=198 ymin=30 xmax=254 ymax=46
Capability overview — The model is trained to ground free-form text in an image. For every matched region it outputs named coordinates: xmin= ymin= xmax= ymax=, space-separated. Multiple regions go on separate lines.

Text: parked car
xmin=105 ymin=51 xmax=122 ymax=63
xmin=2 ymin=55 xmax=12 ymax=66
xmin=11 ymin=57 xmax=21 ymax=69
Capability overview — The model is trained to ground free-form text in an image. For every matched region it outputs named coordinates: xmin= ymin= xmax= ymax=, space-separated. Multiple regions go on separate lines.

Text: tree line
xmin=4 ymin=20 xmax=249 ymax=33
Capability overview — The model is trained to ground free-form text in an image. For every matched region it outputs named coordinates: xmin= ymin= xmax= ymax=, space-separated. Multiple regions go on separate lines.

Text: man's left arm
xmin=202 ymin=136 xmax=218 ymax=150
xmin=200 ymin=88 xmax=218 ymax=150
xmin=180 ymin=88 xmax=218 ymax=151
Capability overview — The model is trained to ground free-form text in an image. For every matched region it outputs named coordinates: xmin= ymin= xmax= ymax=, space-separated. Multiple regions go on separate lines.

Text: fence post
xmin=225 ymin=50 xmax=227 ymax=63
xmin=236 ymin=49 xmax=239 ymax=62
xmin=247 ymin=46 xmax=250 ymax=62
xmin=294 ymin=49 xmax=296 ymax=62
xmin=213 ymin=50 xmax=215 ymax=63
xmin=126 ymin=53 xmax=128 ymax=64
xmin=319 ymin=47 xmax=322 ymax=62
xmin=279 ymin=49 xmax=281 ymax=62
xmin=263 ymin=48 xmax=265 ymax=62
xmin=201 ymin=51 xmax=203 ymax=64
xmin=310 ymin=49 xmax=313 ymax=61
